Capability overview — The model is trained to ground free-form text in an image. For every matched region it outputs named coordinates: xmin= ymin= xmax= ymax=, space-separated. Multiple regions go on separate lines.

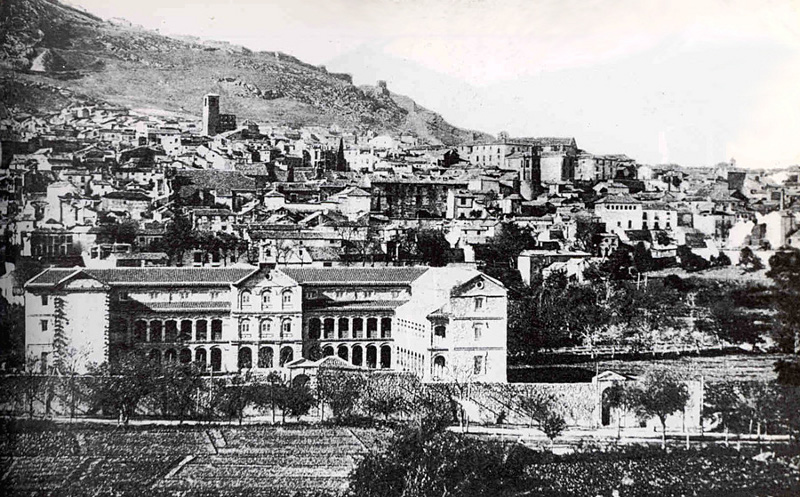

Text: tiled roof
xmin=175 ymin=170 xmax=257 ymax=196
xmin=249 ymin=231 xmax=340 ymax=240
xmin=115 ymin=252 xmax=168 ymax=260
xmin=103 ymin=191 xmax=150 ymax=201
xmin=27 ymin=267 xmax=257 ymax=289
xmin=625 ymin=230 xmax=652 ymax=242
xmin=305 ymin=300 xmax=406 ymax=312
xmin=596 ymin=193 xmax=640 ymax=204
xmin=281 ymin=267 xmax=428 ymax=285
xmin=120 ymin=301 xmax=231 ymax=312
xmin=192 ymin=208 xmax=234 ymax=216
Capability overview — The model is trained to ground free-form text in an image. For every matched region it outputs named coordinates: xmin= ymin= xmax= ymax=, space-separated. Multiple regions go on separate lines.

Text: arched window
xmin=351 ymin=345 xmax=363 ymax=366
xmin=323 ymin=318 xmax=335 ymax=339
xmin=337 ymin=345 xmax=349 ymax=361
xmin=260 ymin=319 xmax=272 ymax=339
xmin=180 ymin=320 xmax=192 ymax=341
xmin=261 ymin=289 xmax=271 ymax=309
xmin=381 ymin=318 xmax=392 ymax=338
xmin=281 ymin=319 xmax=291 ymax=338
xmin=239 ymin=319 xmax=251 ymax=339
xmin=258 ymin=347 xmax=274 ymax=368
xmin=338 ymin=318 xmax=349 ymax=339
xmin=380 ymin=345 xmax=392 ymax=369
xmin=322 ymin=346 xmax=334 ymax=357
xmin=150 ymin=321 xmax=162 ymax=342
xmin=238 ymin=347 xmax=252 ymax=369
xmin=179 ymin=348 xmax=192 ymax=363
xmin=211 ymin=319 xmax=223 ymax=341
xmin=195 ymin=348 xmax=207 ymax=366
xmin=195 ymin=320 xmax=207 ymax=341
xmin=165 ymin=320 xmax=177 ymax=342
xmin=367 ymin=318 xmax=378 ymax=339
xmin=352 ymin=318 xmax=364 ymax=339
xmin=210 ymin=348 xmax=222 ymax=371
xmin=433 ymin=355 xmax=446 ymax=378
xmin=282 ymin=289 xmax=292 ymax=309
xmin=366 ymin=345 xmax=378 ymax=369
xmin=279 ymin=346 xmax=294 ymax=366
xmin=240 ymin=290 xmax=252 ymax=309
xmin=149 ymin=349 xmax=161 ymax=363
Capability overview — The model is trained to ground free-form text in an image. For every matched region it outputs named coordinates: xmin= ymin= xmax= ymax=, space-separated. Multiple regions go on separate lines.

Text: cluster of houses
xmin=3 ymin=92 xmax=800 ymax=383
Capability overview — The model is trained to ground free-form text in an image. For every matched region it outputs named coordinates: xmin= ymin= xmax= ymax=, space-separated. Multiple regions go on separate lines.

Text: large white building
xmin=24 ymin=265 xmax=508 ymax=382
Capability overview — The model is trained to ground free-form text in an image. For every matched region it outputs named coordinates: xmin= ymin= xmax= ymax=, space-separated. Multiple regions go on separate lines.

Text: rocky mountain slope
xmin=0 ymin=0 xmax=490 ymax=145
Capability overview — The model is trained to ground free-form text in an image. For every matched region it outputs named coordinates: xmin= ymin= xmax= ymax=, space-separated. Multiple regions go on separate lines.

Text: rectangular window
xmin=473 ymin=355 xmax=484 ymax=375
xmin=474 ymin=323 xmax=483 ymax=341
xmin=40 ymin=320 xmax=48 ymax=331
xmin=41 ymin=295 xmax=48 ymax=306
xmin=474 ymin=297 xmax=484 ymax=310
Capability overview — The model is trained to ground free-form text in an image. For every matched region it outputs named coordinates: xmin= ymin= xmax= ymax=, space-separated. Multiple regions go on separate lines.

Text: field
xmin=0 ymin=423 xmax=390 ymax=496
xmin=519 ymin=447 xmax=800 ymax=497
xmin=510 ymin=353 xmax=788 ymax=383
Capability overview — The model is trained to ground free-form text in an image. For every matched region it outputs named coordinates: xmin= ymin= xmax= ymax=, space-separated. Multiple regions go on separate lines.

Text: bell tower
xmin=202 ymin=93 xmax=220 ymax=136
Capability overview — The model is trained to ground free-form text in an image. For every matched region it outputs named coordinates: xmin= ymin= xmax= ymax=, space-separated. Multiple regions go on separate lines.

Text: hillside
xmin=0 ymin=0 xmax=490 ymax=145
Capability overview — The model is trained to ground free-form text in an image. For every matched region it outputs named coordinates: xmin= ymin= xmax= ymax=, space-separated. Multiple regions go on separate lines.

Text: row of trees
xmin=0 ymin=353 xmax=316 ymax=425
xmin=162 ymin=210 xmax=249 ymax=265
xmin=472 ymin=222 xmax=784 ymax=356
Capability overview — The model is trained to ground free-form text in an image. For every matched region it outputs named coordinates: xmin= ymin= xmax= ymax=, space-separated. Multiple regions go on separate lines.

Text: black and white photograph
xmin=0 ymin=0 xmax=799 ymax=495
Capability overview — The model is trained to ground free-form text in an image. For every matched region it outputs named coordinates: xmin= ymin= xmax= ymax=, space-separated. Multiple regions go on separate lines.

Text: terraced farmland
xmin=0 ymin=425 xmax=388 ymax=496
xmin=511 ymin=353 xmax=789 ymax=383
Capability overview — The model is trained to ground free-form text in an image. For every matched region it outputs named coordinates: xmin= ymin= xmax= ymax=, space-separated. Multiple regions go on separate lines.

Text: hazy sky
xmin=68 ymin=0 xmax=800 ymax=168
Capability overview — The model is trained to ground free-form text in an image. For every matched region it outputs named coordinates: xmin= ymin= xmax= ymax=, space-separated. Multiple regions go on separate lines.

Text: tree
xmin=13 ymin=355 xmax=50 ymax=418
xmin=574 ymin=217 xmax=604 ymax=254
xmin=164 ymin=210 xmax=195 ymax=264
xmin=414 ymin=229 xmax=452 ymax=267
xmin=678 ymin=245 xmax=710 ymax=272
xmin=216 ymin=372 xmax=264 ymax=425
xmin=87 ymin=353 xmax=156 ymax=424
xmin=282 ymin=381 xmax=316 ymax=419
xmin=628 ymin=369 xmax=690 ymax=448
xmin=540 ymin=411 xmax=567 ymax=448
xmin=598 ymin=245 xmax=637 ymax=280
xmin=713 ymin=252 xmax=732 ymax=267
xmin=518 ymin=389 xmax=556 ymax=428
xmin=768 ymin=248 xmax=800 ymax=353
xmin=266 ymin=371 xmax=283 ymax=424
xmin=151 ymin=361 xmax=205 ymax=422
xmin=336 ymin=138 xmax=347 ymax=172
xmin=316 ymin=367 xmax=366 ymax=421
xmin=477 ymin=222 xmax=536 ymax=271
xmin=349 ymin=427 xmax=530 ymax=497
xmin=114 ymin=220 xmax=139 ymax=245
xmin=739 ymin=247 xmax=764 ymax=272
xmin=363 ymin=374 xmax=408 ymax=420
xmin=633 ymin=242 xmax=654 ymax=273
xmin=604 ymin=383 xmax=635 ymax=439
xmin=0 ymin=298 xmax=26 ymax=369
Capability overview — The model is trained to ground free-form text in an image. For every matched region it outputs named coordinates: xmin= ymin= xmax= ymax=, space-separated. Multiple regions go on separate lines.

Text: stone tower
xmin=202 ymin=93 xmax=220 ymax=136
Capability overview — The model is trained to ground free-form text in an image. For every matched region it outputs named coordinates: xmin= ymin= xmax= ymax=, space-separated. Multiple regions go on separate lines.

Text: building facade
xmin=24 ymin=266 xmax=508 ymax=382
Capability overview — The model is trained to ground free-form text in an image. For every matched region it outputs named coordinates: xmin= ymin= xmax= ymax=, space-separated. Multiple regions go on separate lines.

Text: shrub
xmin=349 ymin=427 xmax=530 ymax=497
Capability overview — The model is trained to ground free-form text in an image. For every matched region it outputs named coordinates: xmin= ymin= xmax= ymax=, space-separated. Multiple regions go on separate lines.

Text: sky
xmin=67 ymin=0 xmax=800 ymax=168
